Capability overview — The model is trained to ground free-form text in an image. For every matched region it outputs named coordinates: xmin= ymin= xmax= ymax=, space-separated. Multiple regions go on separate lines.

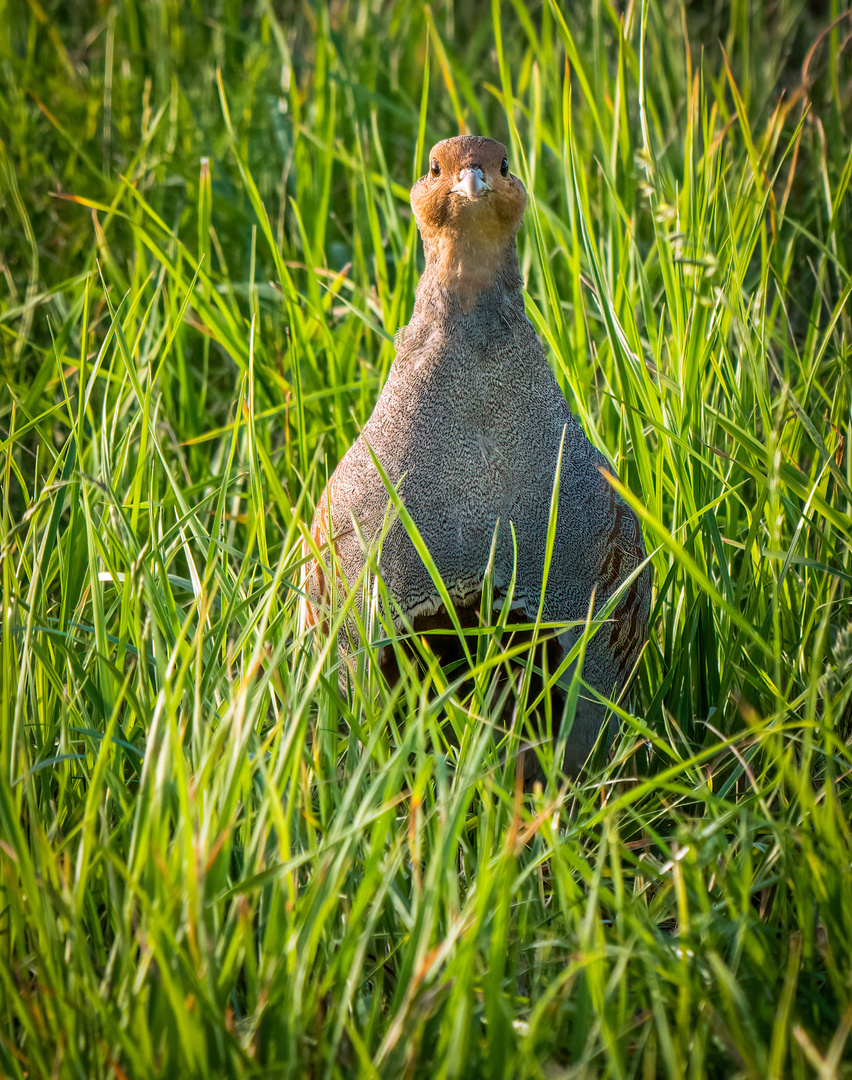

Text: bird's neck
xmin=413 ymin=233 xmax=523 ymax=317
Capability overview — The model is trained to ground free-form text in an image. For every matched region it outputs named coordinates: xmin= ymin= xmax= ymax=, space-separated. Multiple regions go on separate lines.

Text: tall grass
xmin=1 ymin=0 xmax=851 ymax=1076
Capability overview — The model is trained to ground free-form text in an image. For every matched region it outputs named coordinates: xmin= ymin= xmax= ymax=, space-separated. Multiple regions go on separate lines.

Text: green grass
xmin=1 ymin=0 xmax=851 ymax=1076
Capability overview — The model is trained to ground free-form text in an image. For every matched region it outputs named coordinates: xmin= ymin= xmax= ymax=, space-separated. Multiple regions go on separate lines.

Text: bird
xmin=303 ymin=134 xmax=651 ymax=775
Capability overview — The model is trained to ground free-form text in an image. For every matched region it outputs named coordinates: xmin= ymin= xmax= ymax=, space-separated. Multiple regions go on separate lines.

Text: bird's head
xmin=410 ymin=136 xmax=527 ymax=308
xmin=411 ymin=135 xmax=527 ymax=245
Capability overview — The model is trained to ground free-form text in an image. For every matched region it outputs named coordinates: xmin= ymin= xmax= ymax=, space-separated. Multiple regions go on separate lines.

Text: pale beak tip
xmin=451 ymin=168 xmax=491 ymax=201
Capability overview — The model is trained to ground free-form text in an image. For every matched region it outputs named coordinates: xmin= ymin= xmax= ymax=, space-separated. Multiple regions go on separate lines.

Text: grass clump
xmin=1 ymin=1 xmax=851 ymax=1076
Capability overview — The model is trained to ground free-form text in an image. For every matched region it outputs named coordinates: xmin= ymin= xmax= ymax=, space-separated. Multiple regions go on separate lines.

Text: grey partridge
xmin=304 ymin=135 xmax=651 ymax=774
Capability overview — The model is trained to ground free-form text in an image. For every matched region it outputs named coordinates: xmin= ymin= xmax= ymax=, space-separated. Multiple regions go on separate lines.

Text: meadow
xmin=1 ymin=0 xmax=851 ymax=1076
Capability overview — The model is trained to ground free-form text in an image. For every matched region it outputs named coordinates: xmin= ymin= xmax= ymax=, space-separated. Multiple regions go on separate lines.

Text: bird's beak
xmin=451 ymin=167 xmax=491 ymax=201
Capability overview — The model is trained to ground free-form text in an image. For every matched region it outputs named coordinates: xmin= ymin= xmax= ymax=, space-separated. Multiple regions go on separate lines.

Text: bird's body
xmin=305 ymin=136 xmax=650 ymax=772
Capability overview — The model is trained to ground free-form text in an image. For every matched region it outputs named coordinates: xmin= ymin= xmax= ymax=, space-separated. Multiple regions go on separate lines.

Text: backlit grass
xmin=1 ymin=1 xmax=851 ymax=1076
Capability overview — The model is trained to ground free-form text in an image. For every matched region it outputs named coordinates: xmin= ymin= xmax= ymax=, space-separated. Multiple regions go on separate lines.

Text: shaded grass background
xmin=1 ymin=0 xmax=851 ymax=1076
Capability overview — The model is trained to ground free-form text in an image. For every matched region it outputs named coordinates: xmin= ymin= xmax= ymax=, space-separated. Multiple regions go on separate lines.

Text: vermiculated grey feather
xmin=305 ymin=136 xmax=651 ymax=773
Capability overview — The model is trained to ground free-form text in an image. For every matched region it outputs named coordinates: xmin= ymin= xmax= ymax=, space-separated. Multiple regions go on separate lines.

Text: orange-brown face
xmin=410 ymin=136 xmax=527 ymax=243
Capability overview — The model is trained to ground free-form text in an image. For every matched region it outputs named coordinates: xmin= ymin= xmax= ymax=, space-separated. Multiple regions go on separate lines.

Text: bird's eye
xmin=500 ymin=158 xmax=509 ymax=177
xmin=430 ymin=159 xmax=441 ymax=177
